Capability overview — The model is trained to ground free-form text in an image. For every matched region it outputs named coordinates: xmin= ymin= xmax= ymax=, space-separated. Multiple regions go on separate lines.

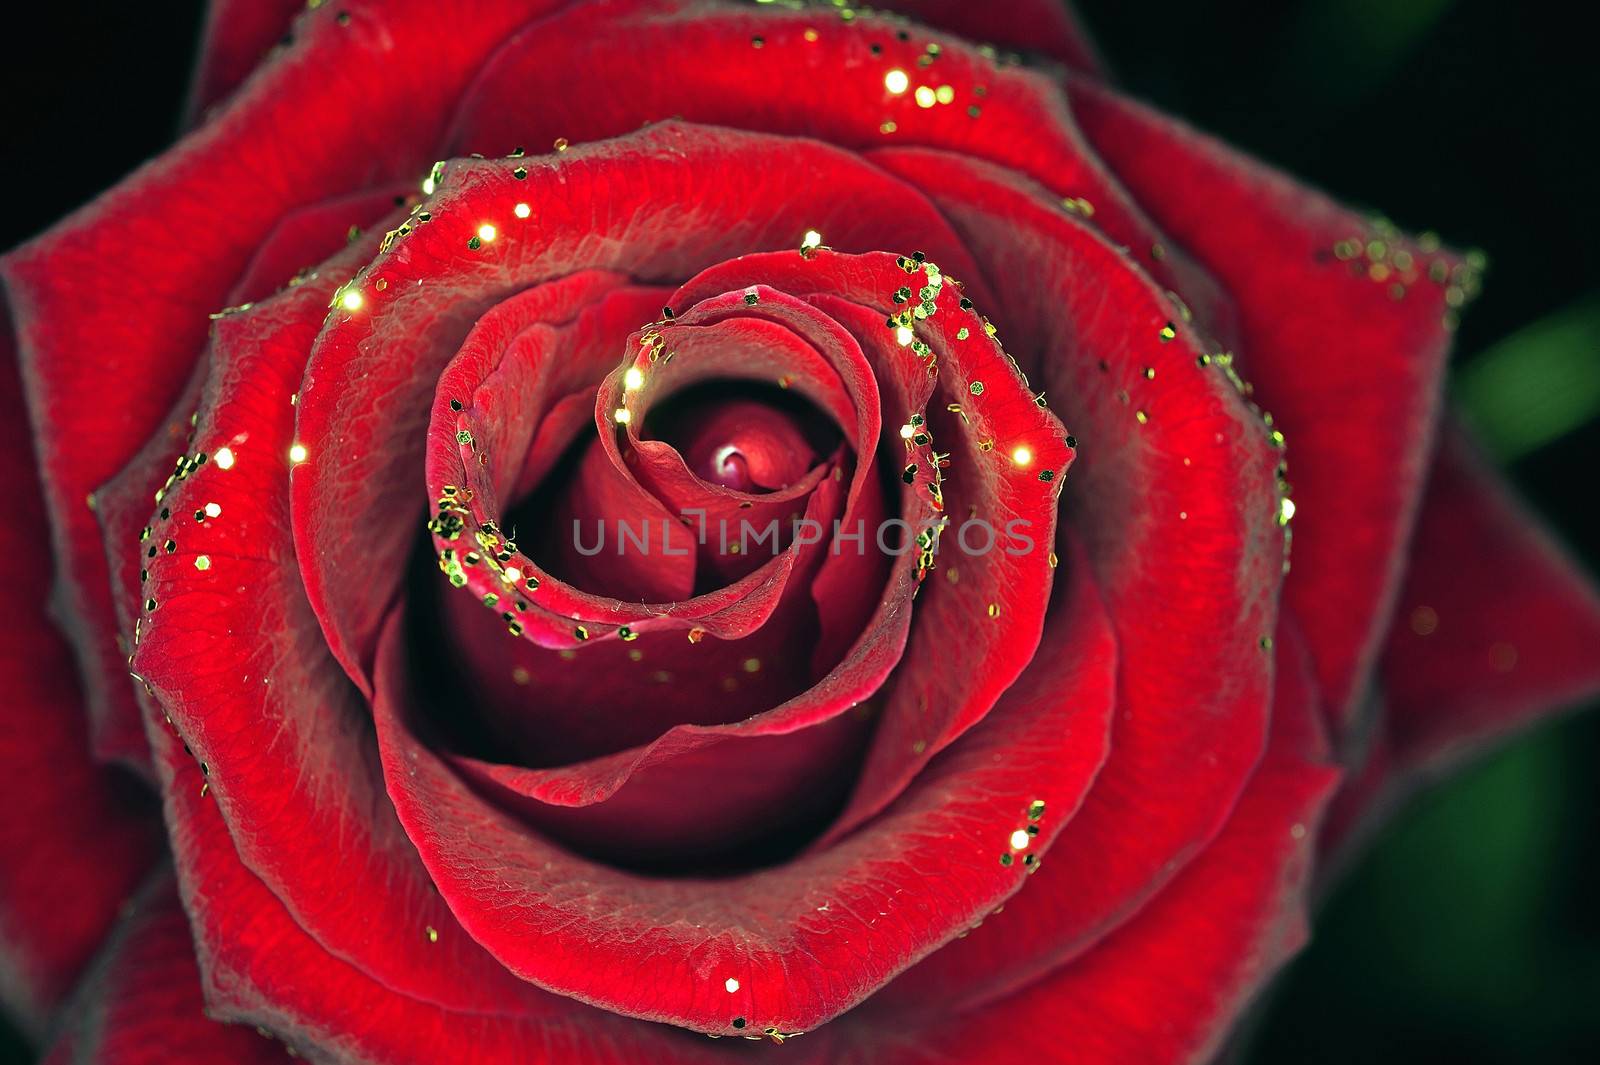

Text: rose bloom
xmin=3 ymin=2 xmax=1598 ymax=1063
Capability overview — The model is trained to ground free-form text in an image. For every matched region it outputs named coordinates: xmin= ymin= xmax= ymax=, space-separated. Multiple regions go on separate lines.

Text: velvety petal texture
xmin=1068 ymin=76 xmax=1478 ymax=737
xmin=40 ymin=871 xmax=291 ymax=1065
xmin=3 ymin=1 xmax=1598 ymax=1063
xmin=0 ymin=323 xmax=164 ymax=1036
xmin=873 ymin=147 xmax=1287 ymax=961
xmin=870 ymin=0 xmax=1105 ymax=74
xmin=848 ymin=646 xmax=1340 ymax=1065
xmin=1380 ymin=428 xmax=1600 ymax=766
xmin=0 ymin=0 xmax=567 ymax=771
xmin=1324 ymin=429 xmax=1600 ymax=859
xmin=186 ymin=0 xmax=304 ymax=119
xmin=115 ymin=227 xmax=560 ymax=1018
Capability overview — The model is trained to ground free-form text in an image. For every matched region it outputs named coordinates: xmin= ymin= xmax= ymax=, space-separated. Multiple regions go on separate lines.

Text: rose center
xmin=642 ymin=383 xmax=835 ymax=492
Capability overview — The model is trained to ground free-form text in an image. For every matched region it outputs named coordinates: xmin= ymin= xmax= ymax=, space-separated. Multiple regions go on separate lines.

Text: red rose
xmin=4 ymin=2 xmax=1599 ymax=1062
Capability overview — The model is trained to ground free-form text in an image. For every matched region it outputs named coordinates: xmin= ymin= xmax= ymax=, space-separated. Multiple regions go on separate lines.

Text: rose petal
xmin=427 ymin=282 xmax=883 ymax=700
xmin=0 ymin=326 xmax=163 ymax=1034
xmin=414 ymin=269 xmax=955 ymax=858
xmin=39 ymin=871 xmax=292 ymax=1065
xmin=874 ymin=146 xmax=1288 ymax=962
xmin=127 ymin=608 xmax=1329 ymax=1063
xmin=872 ymin=615 xmax=1321 ymax=1012
xmin=429 ymin=470 xmax=862 ymax=773
xmin=118 ymin=227 xmax=557 ymax=1018
xmin=446 ymin=1 xmax=1228 ymax=334
xmin=854 ymin=635 xmax=1340 ymax=1065
xmin=371 ymin=536 xmax=1117 ymax=1034
xmin=293 ymin=122 xmax=984 ymax=691
xmin=90 ymin=187 xmax=408 ymax=779
xmin=614 ymin=285 xmax=887 ymax=613
xmin=661 ymin=252 xmax=1075 ymax=841
xmin=609 ymin=311 xmax=851 ymax=587
xmin=143 ymin=701 xmax=697 ymax=1065
xmin=427 ymin=275 xmax=701 ymax=610
xmin=1381 ymin=426 xmax=1600 ymax=767
xmin=665 ymin=398 xmax=822 ymax=493
xmin=228 ymin=187 xmax=412 ymax=307
xmin=1069 ymin=76 xmax=1474 ymax=737
xmin=92 ymin=361 xmax=207 ymax=780
xmin=869 ymin=0 xmax=1106 ymax=73
xmin=0 ymin=0 xmax=567 ymax=769
xmin=187 ymin=0 xmax=304 ymax=119
xmin=394 ymin=587 xmax=880 ymax=865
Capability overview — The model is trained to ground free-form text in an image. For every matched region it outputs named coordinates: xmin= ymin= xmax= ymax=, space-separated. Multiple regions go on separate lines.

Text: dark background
xmin=3 ymin=1 xmax=1596 ymax=1061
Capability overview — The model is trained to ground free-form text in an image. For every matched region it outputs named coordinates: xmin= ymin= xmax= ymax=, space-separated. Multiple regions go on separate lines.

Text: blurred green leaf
xmin=1349 ymin=729 xmax=1563 ymax=1004
xmin=1455 ymin=299 xmax=1600 ymax=461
